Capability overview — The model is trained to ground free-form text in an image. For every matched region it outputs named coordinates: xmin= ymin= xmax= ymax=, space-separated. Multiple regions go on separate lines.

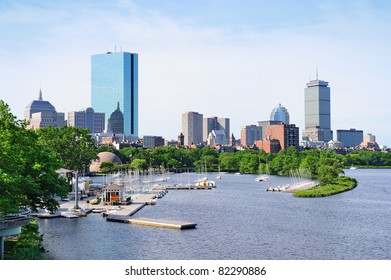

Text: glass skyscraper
xmin=270 ymin=103 xmax=290 ymax=125
xmin=91 ymin=51 xmax=138 ymax=136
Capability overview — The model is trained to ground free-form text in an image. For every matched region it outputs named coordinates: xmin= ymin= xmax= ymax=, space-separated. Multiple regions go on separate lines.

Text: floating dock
xmin=107 ymin=203 xmax=145 ymax=217
xmin=166 ymin=185 xmax=213 ymax=190
xmin=132 ymin=194 xmax=157 ymax=203
xmin=36 ymin=213 xmax=61 ymax=219
xmin=107 ymin=217 xmax=197 ymax=230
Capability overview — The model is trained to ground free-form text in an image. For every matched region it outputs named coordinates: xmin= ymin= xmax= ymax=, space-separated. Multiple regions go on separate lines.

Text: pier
xmin=106 ymin=203 xmax=145 ymax=217
xmin=35 ymin=184 xmax=198 ymax=230
xmin=107 ymin=217 xmax=197 ymax=230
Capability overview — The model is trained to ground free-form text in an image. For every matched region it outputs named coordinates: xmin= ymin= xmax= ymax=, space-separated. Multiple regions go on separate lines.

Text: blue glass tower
xmin=270 ymin=103 xmax=290 ymax=125
xmin=91 ymin=51 xmax=138 ymax=136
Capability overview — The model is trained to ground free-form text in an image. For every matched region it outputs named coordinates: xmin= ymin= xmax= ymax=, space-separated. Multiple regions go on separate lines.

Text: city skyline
xmin=1 ymin=1 xmax=390 ymax=146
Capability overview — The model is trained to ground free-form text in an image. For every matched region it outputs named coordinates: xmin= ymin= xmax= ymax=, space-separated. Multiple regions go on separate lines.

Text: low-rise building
xmin=337 ymin=129 xmax=363 ymax=148
xmin=143 ymin=136 xmax=165 ymax=148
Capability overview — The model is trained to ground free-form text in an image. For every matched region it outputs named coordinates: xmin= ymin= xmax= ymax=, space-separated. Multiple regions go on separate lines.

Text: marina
xmin=37 ymin=170 xmax=391 ymax=260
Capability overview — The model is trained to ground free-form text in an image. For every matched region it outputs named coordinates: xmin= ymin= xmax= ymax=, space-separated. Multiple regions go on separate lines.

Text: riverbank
xmin=293 ymin=176 xmax=357 ymax=198
xmin=4 ymin=219 xmax=43 ymax=260
xmin=345 ymin=166 xmax=391 ymax=169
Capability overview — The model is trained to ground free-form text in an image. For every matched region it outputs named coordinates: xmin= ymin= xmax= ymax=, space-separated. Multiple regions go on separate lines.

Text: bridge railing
xmin=0 ymin=208 xmax=31 ymax=224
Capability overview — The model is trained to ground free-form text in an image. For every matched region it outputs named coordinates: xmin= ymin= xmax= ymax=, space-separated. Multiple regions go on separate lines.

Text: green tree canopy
xmin=0 ymin=101 xmax=67 ymax=213
xmin=36 ymin=126 xmax=98 ymax=172
xmin=130 ymin=158 xmax=148 ymax=171
xmin=318 ymin=155 xmax=344 ymax=185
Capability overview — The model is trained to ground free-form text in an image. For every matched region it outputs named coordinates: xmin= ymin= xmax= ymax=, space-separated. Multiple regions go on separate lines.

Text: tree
xmin=99 ymin=162 xmax=119 ymax=173
xmin=317 ymin=157 xmax=344 ymax=185
xmin=36 ymin=126 xmax=98 ymax=172
xmin=130 ymin=159 xmax=148 ymax=171
xmin=299 ymin=155 xmax=319 ymax=178
xmin=0 ymin=101 xmax=67 ymax=213
xmin=239 ymin=151 xmax=259 ymax=174
xmin=219 ymin=153 xmax=240 ymax=172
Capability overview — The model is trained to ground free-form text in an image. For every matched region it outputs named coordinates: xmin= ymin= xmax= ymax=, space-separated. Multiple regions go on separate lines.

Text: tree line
xmin=98 ymin=145 xmax=391 ymax=175
xmin=1 ymin=99 xmax=390 ymax=214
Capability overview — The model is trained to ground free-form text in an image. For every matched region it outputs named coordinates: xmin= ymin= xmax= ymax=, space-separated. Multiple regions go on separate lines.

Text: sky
xmin=1 ymin=0 xmax=390 ymax=146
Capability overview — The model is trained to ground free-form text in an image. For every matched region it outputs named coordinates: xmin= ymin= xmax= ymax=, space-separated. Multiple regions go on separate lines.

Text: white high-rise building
xmin=203 ymin=116 xmax=230 ymax=144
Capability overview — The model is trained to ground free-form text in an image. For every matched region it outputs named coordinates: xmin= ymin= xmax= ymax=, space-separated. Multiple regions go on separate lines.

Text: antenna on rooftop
xmin=316 ymin=68 xmax=319 ymax=80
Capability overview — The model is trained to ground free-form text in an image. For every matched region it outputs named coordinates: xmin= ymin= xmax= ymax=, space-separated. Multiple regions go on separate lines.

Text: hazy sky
xmin=1 ymin=0 xmax=390 ymax=146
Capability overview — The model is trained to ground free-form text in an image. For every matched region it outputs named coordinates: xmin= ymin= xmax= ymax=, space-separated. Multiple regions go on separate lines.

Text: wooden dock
xmin=107 ymin=217 xmax=197 ymax=230
xmin=132 ymin=194 xmax=157 ymax=203
xmin=108 ymin=203 xmax=146 ymax=217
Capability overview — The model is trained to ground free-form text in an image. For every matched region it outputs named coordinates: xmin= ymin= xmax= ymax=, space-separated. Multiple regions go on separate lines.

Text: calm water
xmin=39 ymin=169 xmax=391 ymax=260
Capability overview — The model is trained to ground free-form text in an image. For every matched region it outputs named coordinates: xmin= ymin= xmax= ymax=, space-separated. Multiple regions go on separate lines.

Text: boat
xmin=350 ymin=166 xmax=358 ymax=170
xmin=92 ymin=209 xmax=106 ymax=213
xmin=255 ymin=175 xmax=269 ymax=182
xmin=101 ymin=209 xmax=117 ymax=217
xmin=147 ymin=198 xmax=157 ymax=205
xmin=216 ymin=164 xmax=222 ymax=179
xmin=195 ymin=179 xmax=216 ymax=188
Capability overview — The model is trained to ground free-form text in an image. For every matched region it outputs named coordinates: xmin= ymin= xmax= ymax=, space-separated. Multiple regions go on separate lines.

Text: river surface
xmin=39 ymin=169 xmax=391 ymax=260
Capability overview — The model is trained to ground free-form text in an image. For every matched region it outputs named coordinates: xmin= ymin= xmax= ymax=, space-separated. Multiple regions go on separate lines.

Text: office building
xmin=107 ymin=102 xmax=124 ymax=134
xmin=143 ymin=136 xmax=165 ymax=148
xmin=28 ymin=111 xmax=57 ymax=129
xmin=178 ymin=132 xmax=184 ymax=147
xmin=24 ymin=90 xmax=64 ymax=129
xmin=256 ymin=138 xmax=281 ymax=153
xmin=182 ymin=111 xmax=203 ymax=146
xmin=303 ymin=77 xmax=332 ymax=142
xmin=68 ymin=107 xmax=105 ymax=133
xmin=91 ymin=51 xmax=138 ymax=136
xmin=57 ymin=112 xmax=66 ymax=127
xmin=360 ymin=133 xmax=379 ymax=150
xmin=207 ymin=130 xmax=228 ymax=146
xmin=257 ymin=120 xmax=283 ymax=139
xmin=270 ymin=103 xmax=290 ymax=124
xmin=364 ymin=133 xmax=376 ymax=143
xmin=256 ymin=123 xmax=299 ymax=153
xmin=240 ymin=125 xmax=262 ymax=147
xmin=337 ymin=129 xmax=363 ymax=148
xmin=203 ymin=117 xmax=230 ymax=144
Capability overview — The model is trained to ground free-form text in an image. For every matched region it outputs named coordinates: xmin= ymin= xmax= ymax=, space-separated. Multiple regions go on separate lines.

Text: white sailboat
xmin=216 ymin=164 xmax=222 ymax=179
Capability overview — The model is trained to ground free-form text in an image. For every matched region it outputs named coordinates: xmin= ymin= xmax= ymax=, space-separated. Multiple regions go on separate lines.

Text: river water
xmin=39 ymin=169 xmax=391 ymax=260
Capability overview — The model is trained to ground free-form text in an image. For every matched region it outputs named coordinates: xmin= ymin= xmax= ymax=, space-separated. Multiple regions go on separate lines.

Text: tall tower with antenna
xmin=302 ymin=71 xmax=332 ymax=142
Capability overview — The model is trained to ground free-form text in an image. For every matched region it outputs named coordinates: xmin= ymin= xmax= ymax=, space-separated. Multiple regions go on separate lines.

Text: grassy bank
xmin=345 ymin=166 xmax=391 ymax=169
xmin=293 ymin=176 xmax=357 ymax=198
xmin=4 ymin=219 xmax=44 ymax=260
